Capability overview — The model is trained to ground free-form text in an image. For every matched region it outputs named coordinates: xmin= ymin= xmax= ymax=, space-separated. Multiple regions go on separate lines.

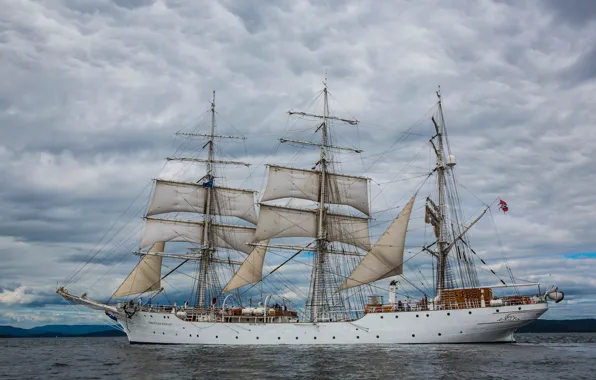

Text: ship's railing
xmin=131 ymin=304 xmax=299 ymax=322
xmin=364 ymin=296 xmax=546 ymax=314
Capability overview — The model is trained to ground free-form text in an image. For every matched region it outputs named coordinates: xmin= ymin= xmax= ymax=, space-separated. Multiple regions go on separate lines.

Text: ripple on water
xmin=0 ymin=334 xmax=594 ymax=380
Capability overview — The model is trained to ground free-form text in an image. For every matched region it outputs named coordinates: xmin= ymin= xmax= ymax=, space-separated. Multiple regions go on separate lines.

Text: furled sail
xmin=339 ymin=194 xmax=417 ymax=290
xmin=140 ymin=217 xmax=256 ymax=254
xmin=255 ymin=205 xmax=371 ymax=250
xmin=222 ymin=240 xmax=269 ymax=292
xmin=261 ymin=165 xmax=370 ymax=215
xmin=112 ymin=242 xmax=165 ymax=298
xmin=424 ymin=197 xmax=440 ymax=238
xmin=146 ymin=180 xmax=257 ymax=224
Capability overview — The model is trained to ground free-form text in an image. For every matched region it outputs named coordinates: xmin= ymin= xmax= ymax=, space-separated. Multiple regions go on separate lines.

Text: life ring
xmin=524 ymin=298 xmax=531 ymax=305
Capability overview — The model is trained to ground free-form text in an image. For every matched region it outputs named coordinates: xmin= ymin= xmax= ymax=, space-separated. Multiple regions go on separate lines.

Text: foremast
xmin=109 ymin=91 xmax=257 ymax=308
xmin=167 ymin=91 xmax=253 ymax=309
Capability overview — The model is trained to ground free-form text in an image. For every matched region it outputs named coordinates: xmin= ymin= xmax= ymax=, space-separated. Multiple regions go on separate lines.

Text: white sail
xmin=255 ymin=205 xmax=370 ymax=250
xmin=327 ymin=172 xmax=370 ymax=215
xmin=261 ymin=165 xmax=369 ymax=215
xmin=112 ymin=242 xmax=165 ymax=298
xmin=211 ymin=224 xmax=258 ymax=254
xmin=140 ymin=218 xmax=255 ymax=254
xmin=261 ymin=166 xmax=319 ymax=204
xmin=146 ymin=180 xmax=257 ymax=224
xmin=339 ymin=194 xmax=417 ymax=290
xmin=222 ymin=240 xmax=269 ymax=293
xmin=327 ymin=212 xmax=371 ymax=251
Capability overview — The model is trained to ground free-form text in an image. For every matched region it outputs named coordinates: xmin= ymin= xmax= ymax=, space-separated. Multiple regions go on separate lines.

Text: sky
xmin=1 ymin=0 xmax=595 ymax=327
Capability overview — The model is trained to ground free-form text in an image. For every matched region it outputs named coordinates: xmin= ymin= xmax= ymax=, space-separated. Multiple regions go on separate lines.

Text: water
xmin=1 ymin=334 xmax=594 ymax=380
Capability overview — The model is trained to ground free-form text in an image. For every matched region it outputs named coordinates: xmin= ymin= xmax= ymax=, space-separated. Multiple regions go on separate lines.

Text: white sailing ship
xmin=58 ymin=85 xmax=563 ymax=345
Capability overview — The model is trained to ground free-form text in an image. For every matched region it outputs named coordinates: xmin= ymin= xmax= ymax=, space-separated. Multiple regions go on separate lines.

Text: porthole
xmin=395 ymin=315 xmax=398 ymax=319
xmin=468 ymin=311 xmax=472 ymax=315
xmin=412 ymin=334 xmax=415 ymax=337
xmin=447 ymin=313 xmax=450 ymax=316
xmin=215 ymin=336 xmax=218 ymax=339
xmin=333 ymin=336 xmax=336 ymax=339
xmin=460 ymin=331 xmax=463 ymax=334
xmin=278 ymin=337 xmax=280 ymax=340
xmin=256 ymin=337 xmax=259 ymax=340
xmin=380 ymin=316 xmax=384 ymax=319
xmin=356 ymin=328 xmax=359 ymax=330
xmin=189 ymin=334 xmax=192 ymax=337
xmin=314 ymin=337 xmax=317 ymax=340
xmin=196 ymin=335 xmax=199 ymax=337
xmin=296 ymin=337 xmax=298 ymax=340
xmin=426 ymin=314 xmax=429 ymax=317
xmin=356 ymin=336 xmax=360 ymax=339
xmin=162 ymin=332 xmax=165 ymax=335
xmin=496 ymin=309 xmax=499 ymax=313
xmin=438 ymin=333 xmax=442 ymax=336
xmin=235 ymin=336 xmax=238 ymax=339
xmin=416 ymin=314 xmax=419 ymax=318
xmin=153 ymin=331 xmax=155 ymax=334
xmin=376 ymin=335 xmax=379 ymax=339
xmin=518 ymin=307 xmax=522 ymax=310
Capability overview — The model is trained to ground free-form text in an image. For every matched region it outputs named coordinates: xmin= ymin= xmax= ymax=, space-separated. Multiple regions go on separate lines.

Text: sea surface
xmin=1 ymin=333 xmax=594 ymax=380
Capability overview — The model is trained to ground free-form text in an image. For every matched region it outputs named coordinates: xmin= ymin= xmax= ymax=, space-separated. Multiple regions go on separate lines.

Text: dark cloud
xmin=541 ymin=0 xmax=596 ymax=25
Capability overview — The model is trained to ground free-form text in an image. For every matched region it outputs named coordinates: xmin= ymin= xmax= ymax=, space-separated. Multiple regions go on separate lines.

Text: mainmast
xmin=254 ymin=80 xmax=364 ymax=322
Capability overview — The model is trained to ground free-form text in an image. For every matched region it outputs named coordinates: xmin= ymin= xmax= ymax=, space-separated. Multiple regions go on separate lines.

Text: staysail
xmin=112 ymin=242 xmax=165 ymax=298
xmin=222 ymin=240 xmax=269 ymax=292
xmin=339 ymin=193 xmax=417 ymax=290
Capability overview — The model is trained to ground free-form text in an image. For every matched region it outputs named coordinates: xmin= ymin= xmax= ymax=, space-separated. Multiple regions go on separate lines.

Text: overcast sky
xmin=1 ymin=0 xmax=595 ymax=327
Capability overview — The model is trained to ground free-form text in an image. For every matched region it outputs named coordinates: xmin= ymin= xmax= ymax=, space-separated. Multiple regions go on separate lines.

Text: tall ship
xmin=58 ymin=85 xmax=563 ymax=344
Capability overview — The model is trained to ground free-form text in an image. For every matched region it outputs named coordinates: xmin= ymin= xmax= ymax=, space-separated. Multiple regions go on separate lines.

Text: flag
xmin=498 ymin=199 xmax=509 ymax=213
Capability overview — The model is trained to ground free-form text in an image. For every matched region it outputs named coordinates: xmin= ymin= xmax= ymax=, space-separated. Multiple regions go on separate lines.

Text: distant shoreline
xmin=1 ymin=319 xmax=595 ymax=338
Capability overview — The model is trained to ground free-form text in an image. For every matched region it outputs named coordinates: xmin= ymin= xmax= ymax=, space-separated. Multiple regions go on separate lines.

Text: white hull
xmin=118 ymin=303 xmax=547 ymax=345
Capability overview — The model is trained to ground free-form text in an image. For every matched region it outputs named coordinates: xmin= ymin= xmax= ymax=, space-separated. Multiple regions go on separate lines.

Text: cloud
xmin=1 ymin=0 xmax=595 ymax=326
xmin=0 ymin=287 xmax=39 ymax=304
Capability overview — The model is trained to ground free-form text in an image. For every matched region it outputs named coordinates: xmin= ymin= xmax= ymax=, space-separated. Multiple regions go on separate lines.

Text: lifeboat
xmin=545 ymin=286 xmax=565 ymax=303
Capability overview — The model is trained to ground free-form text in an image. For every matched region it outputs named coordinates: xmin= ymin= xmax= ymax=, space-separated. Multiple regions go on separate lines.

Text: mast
xmin=433 ymin=88 xmax=449 ymax=300
xmin=196 ymin=91 xmax=217 ymax=308
xmin=155 ymin=92 xmax=252 ymax=309
xmin=310 ymin=81 xmax=330 ymax=322
xmin=253 ymin=80 xmax=362 ymax=322
xmin=102 ymin=91 xmax=256 ymax=305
